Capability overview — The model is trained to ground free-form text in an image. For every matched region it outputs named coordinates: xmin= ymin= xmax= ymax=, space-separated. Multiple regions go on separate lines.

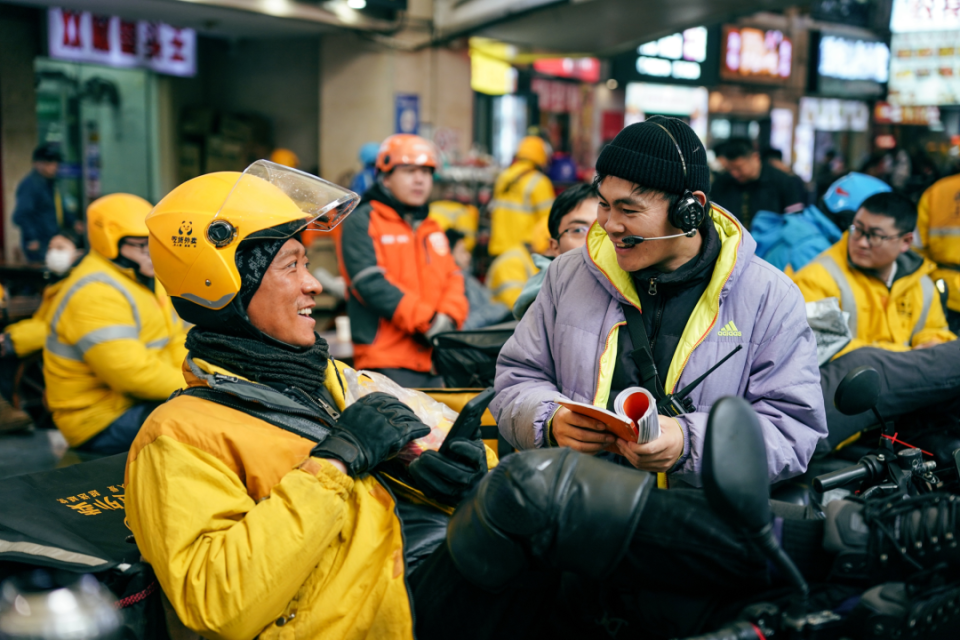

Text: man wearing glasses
xmin=513 ymin=183 xmax=600 ymax=319
xmin=793 ymin=192 xmax=959 ymax=448
xmin=43 ymin=194 xmax=189 ymax=454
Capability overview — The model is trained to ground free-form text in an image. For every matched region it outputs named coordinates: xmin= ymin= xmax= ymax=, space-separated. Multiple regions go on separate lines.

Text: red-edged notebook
xmin=556 ymin=387 xmax=660 ymax=452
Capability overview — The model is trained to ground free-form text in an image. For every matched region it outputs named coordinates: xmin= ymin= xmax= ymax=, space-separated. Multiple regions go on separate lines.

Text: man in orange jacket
xmin=337 ymin=134 xmax=468 ymax=387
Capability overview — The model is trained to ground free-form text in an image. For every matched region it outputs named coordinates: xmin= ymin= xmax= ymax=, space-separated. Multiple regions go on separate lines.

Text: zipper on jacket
xmin=648 ymin=277 xmax=658 ymax=296
xmin=650 ymin=295 xmax=666 ymax=352
xmin=376 ymin=473 xmax=420 ymax=637
xmin=210 ymin=373 xmax=339 ymax=422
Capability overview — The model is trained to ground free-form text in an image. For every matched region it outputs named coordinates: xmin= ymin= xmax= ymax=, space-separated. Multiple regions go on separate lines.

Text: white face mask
xmin=45 ymin=248 xmax=75 ymax=275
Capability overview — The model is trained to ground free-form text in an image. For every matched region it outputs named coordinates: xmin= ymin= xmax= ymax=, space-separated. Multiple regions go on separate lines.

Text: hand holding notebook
xmin=556 ymin=387 xmax=660 ymax=453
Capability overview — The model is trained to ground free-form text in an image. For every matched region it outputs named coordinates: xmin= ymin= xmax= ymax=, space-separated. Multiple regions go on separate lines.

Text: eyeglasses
xmin=557 ymin=226 xmax=590 ymax=240
xmin=849 ymin=224 xmax=904 ymax=248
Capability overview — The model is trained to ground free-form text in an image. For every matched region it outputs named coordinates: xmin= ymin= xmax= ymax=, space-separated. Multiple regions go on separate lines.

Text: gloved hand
xmin=408 ymin=437 xmax=488 ymax=502
xmin=424 ymin=313 xmax=456 ymax=342
xmin=310 ymin=392 xmax=430 ymax=476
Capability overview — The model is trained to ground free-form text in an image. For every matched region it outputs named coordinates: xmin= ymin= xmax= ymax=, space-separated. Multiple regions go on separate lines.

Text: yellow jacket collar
xmin=586 ymin=205 xmax=744 ymax=310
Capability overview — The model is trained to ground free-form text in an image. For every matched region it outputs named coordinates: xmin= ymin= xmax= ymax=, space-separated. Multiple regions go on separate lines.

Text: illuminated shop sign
xmin=533 ymin=58 xmax=601 ymax=83
xmin=721 ymin=26 xmax=792 ymax=83
xmin=818 ymin=35 xmax=889 ymax=83
xmin=634 ymin=27 xmax=708 ymax=81
xmin=888 ymin=30 xmax=960 ymax=106
xmin=889 ymin=0 xmax=960 ymax=33
xmin=48 ymin=8 xmax=196 ymax=77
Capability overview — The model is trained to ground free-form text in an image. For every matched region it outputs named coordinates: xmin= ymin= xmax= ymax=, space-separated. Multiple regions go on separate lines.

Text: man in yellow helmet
xmin=127 ymin=161 xmax=492 ymax=640
xmin=487 ymin=135 xmax=555 ymax=257
xmin=43 ymin=194 xmax=189 ymax=453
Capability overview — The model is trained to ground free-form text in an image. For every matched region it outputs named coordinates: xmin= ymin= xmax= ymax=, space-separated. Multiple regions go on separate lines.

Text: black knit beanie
xmin=235 ymin=237 xmax=288 ymax=309
xmin=596 ymin=117 xmax=710 ymax=196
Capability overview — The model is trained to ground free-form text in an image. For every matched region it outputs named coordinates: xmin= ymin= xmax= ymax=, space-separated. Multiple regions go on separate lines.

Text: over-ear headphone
xmin=649 ymin=119 xmax=706 ymax=235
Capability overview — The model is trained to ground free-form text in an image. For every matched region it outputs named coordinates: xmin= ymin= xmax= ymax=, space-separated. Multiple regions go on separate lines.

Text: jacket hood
xmin=584 ymin=204 xmax=754 ymax=311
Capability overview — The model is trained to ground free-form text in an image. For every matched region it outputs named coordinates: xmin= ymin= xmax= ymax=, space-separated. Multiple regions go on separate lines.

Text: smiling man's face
xmin=597 ymin=176 xmax=703 ymax=273
xmin=246 ymin=238 xmax=322 ymax=346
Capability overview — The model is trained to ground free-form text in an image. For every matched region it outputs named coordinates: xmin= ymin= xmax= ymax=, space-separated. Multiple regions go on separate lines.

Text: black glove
xmin=407 ymin=437 xmax=488 ymax=502
xmin=310 ymin=392 xmax=430 ymax=476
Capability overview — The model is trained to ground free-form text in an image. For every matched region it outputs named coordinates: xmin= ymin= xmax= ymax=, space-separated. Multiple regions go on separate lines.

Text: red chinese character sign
xmin=48 ymin=8 xmax=196 ymax=77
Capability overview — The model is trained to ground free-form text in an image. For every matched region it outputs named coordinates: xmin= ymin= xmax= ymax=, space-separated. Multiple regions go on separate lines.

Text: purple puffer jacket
xmin=492 ymin=206 xmax=827 ymax=487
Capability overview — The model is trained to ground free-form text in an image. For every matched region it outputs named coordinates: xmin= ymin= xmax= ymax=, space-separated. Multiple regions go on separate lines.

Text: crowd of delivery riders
xmin=0 ymin=118 xmax=957 ymax=638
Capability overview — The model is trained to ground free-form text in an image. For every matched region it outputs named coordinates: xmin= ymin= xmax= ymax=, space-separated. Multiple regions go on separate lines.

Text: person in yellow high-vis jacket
xmin=486 ymin=243 xmax=540 ymax=308
xmin=487 ymin=136 xmax=555 ymax=257
xmin=916 ymin=172 xmax=960 ymax=332
xmin=43 ymin=194 xmax=188 ymax=453
xmin=792 ymin=192 xmax=960 ymax=450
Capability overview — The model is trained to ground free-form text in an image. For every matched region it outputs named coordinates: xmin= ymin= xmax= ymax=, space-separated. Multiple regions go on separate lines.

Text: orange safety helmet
xmin=375 ymin=134 xmax=438 ymax=174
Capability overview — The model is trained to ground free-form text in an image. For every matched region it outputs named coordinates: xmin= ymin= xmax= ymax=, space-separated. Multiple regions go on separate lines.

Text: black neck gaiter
xmin=186 ymin=326 xmax=330 ymax=394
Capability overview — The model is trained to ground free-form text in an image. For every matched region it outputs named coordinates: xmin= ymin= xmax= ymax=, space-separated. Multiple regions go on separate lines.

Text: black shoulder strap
xmin=618 ymin=303 xmax=666 ymax=401
xmin=175 ymin=386 xmax=333 ymax=444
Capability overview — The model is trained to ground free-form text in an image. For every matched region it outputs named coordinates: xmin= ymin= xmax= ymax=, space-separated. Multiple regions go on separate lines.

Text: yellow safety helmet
xmin=269 ymin=148 xmax=300 ymax=169
xmin=515 ymin=136 xmax=551 ymax=169
xmin=87 ymin=193 xmax=153 ymax=260
xmin=146 ymin=160 xmax=358 ymax=326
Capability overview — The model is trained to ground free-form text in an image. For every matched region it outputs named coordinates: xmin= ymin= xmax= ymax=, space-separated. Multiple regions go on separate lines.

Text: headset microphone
xmin=620 ymin=229 xmax=697 ymax=247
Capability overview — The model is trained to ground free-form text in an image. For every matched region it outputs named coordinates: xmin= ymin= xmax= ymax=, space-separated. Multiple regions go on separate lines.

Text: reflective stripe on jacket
xmin=488 ymin=160 xmax=555 ymax=257
xmin=791 ymin=234 xmax=957 ymax=359
xmin=337 ymin=200 xmax=468 ymax=372
xmin=487 ymin=245 xmax=539 ymax=309
xmin=917 ymin=174 xmax=960 ymax=313
xmin=5 ymin=280 xmax=65 ymax=356
xmin=428 ymin=200 xmax=480 ymax=251
xmin=43 ymin=252 xmax=188 ymax=446
xmin=126 ymin=357 xmax=497 ymax=640
xmin=493 ymin=206 xmax=827 ymax=487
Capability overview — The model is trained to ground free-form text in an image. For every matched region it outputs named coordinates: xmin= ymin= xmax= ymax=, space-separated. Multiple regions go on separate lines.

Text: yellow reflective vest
xmin=488 ymin=160 xmax=555 ymax=257
xmin=428 ymin=200 xmax=480 ymax=251
xmin=126 ymin=357 xmax=498 ymax=640
xmin=917 ymin=174 xmax=960 ymax=314
xmin=43 ymin=252 xmax=188 ymax=446
xmin=487 ymin=245 xmax=539 ymax=308
xmin=5 ymin=279 xmax=66 ymax=357
xmin=792 ymin=234 xmax=956 ymax=359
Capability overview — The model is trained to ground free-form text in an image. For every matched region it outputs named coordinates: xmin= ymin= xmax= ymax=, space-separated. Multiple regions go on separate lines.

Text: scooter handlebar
xmin=679 ymin=621 xmax=764 ymax=640
xmin=813 ymin=463 xmax=869 ymax=493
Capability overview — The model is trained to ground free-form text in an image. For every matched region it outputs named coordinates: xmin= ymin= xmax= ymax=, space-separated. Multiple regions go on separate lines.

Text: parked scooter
xmin=678 ymin=372 xmax=960 ymax=640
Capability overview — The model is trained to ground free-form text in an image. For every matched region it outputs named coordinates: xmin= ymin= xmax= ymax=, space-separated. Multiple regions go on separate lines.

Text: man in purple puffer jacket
xmin=493 ymin=118 xmax=827 ymax=488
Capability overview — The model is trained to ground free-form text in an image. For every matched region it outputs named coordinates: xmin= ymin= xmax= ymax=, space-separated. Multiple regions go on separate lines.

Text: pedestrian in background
xmin=13 ymin=144 xmax=77 ymax=264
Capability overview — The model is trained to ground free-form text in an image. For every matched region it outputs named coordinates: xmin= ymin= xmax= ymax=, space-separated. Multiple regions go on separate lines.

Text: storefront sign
xmin=633 ymin=27 xmax=708 ymax=82
xmin=874 ymin=102 xmax=942 ymax=125
xmin=798 ymin=98 xmax=870 ymax=132
xmin=48 ymin=8 xmax=196 ymax=77
xmin=889 ymin=0 xmax=960 ymax=33
xmin=888 ymin=29 xmax=960 ymax=106
xmin=395 ymin=94 xmax=420 ymax=135
xmin=721 ymin=26 xmax=792 ymax=83
xmin=533 ymin=58 xmax=600 ymax=83
xmin=818 ymin=35 xmax=889 ymax=83
xmin=531 ymin=79 xmax=582 ymax=113
xmin=624 ymin=83 xmax=709 ymax=141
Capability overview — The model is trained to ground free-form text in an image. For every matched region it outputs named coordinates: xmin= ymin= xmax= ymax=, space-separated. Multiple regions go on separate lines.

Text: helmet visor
xmin=213 ymin=160 xmax=359 ymax=241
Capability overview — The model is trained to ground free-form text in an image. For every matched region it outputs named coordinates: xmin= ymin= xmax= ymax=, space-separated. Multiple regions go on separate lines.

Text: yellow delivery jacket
xmin=488 ymin=160 xmax=554 ymax=257
xmin=917 ymin=173 xmax=960 ymax=314
xmin=487 ymin=244 xmax=539 ymax=308
xmin=43 ymin=252 xmax=188 ymax=446
xmin=126 ymin=357 xmax=497 ymax=640
xmin=792 ymin=234 xmax=956 ymax=359
xmin=5 ymin=280 xmax=64 ymax=356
